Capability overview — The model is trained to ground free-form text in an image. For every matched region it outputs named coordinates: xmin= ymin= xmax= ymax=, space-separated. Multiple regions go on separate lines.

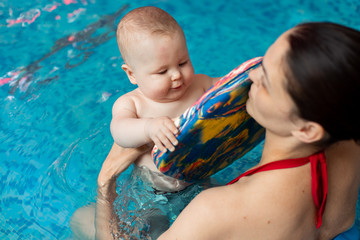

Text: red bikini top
xmin=227 ymin=151 xmax=327 ymax=228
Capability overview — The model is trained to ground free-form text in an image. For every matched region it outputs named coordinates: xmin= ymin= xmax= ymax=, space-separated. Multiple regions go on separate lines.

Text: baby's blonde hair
xmin=116 ymin=6 xmax=183 ymax=64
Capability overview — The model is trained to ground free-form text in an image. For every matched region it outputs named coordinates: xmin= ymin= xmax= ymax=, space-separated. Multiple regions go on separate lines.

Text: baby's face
xmin=128 ymin=31 xmax=195 ymax=103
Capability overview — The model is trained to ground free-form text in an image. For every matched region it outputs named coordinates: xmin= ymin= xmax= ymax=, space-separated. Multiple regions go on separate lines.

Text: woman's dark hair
xmin=284 ymin=22 xmax=360 ymax=145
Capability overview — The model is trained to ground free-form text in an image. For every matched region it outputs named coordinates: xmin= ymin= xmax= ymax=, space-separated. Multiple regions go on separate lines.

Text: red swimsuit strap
xmin=227 ymin=151 xmax=327 ymax=228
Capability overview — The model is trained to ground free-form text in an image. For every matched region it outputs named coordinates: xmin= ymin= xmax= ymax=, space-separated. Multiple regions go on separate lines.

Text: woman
xmin=95 ymin=22 xmax=360 ymax=239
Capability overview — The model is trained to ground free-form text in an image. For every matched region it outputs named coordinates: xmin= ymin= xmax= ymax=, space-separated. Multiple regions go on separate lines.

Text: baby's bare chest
xmin=136 ymin=101 xmax=190 ymax=118
xmin=136 ymin=89 xmax=204 ymax=118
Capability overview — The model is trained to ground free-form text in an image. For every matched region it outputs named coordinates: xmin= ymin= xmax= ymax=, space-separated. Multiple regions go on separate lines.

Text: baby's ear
xmin=121 ymin=64 xmax=137 ymax=85
xmin=291 ymin=121 xmax=325 ymax=143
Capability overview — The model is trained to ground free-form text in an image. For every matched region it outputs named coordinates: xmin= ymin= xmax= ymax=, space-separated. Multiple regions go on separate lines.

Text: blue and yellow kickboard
xmin=152 ymin=57 xmax=265 ymax=182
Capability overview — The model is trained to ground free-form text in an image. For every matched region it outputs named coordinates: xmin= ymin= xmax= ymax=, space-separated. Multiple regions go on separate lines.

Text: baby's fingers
xmin=165 ymin=131 xmax=178 ymax=148
xmin=153 ymin=138 xmax=167 ymax=153
xmin=158 ymin=133 xmax=176 ymax=152
xmin=164 ymin=118 xmax=179 ymax=135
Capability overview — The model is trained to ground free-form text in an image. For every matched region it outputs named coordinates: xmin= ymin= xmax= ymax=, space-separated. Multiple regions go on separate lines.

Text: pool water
xmin=1 ymin=0 xmax=360 ymax=239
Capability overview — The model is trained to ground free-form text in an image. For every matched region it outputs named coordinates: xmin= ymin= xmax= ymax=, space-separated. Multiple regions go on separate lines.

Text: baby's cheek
xmin=155 ymin=86 xmax=172 ymax=97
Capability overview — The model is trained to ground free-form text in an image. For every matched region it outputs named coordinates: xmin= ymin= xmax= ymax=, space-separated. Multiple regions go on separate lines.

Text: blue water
xmin=1 ymin=0 xmax=360 ymax=239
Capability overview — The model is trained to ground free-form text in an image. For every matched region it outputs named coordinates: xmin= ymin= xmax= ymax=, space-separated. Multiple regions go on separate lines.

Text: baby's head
xmin=116 ymin=6 xmax=185 ymax=67
xmin=115 ymin=7 xmax=195 ymax=103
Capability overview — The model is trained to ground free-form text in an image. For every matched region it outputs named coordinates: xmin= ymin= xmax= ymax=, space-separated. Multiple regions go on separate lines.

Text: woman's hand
xmin=95 ymin=143 xmax=151 ymax=239
xmin=97 ymin=143 xmax=152 ymax=199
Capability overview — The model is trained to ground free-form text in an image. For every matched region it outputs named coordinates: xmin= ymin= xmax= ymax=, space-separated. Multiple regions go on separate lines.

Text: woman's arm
xmin=95 ymin=143 xmax=151 ymax=239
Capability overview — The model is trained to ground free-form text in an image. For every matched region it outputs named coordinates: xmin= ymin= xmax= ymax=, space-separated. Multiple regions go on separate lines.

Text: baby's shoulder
xmin=112 ymin=89 xmax=144 ymax=111
xmin=194 ymin=74 xmax=221 ymax=91
xmin=115 ymin=88 xmax=144 ymax=103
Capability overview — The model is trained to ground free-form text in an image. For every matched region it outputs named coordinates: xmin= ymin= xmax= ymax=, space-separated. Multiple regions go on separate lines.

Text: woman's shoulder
xmin=198 ymin=170 xmax=315 ymax=236
xmin=159 ymin=186 xmax=236 ymax=239
xmin=160 ymin=168 xmax=317 ymax=239
xmin=162 ymin=174 xmax=312 ymax=239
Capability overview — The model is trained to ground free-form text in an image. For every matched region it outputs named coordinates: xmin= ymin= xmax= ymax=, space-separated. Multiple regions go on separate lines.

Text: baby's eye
xmin=158 ymin=69 xmax=167 ymax=74
xmin=179 ymin=60 xmax=188 ymax=67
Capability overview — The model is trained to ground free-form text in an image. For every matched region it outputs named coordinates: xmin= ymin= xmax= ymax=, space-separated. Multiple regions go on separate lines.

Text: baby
xmin=111 ymin=6 xmax=219 ymax=192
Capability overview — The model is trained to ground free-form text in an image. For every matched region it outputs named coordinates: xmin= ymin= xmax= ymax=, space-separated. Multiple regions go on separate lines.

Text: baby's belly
xmin=135 ymin=152 xmax=161 ymax=172
xmin=135 ymin=153 xmax=191 ymax=192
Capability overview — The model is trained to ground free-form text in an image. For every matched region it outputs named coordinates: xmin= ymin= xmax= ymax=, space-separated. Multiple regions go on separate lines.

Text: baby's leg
xmin=70 ymin=204 xmax=96 ymax=240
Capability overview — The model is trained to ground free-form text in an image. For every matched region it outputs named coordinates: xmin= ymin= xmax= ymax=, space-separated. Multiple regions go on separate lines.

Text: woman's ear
xmin=291 ymin=121 xmax=325 ymax=143
xmin=121 ymin=64 xmax=137 ymax=85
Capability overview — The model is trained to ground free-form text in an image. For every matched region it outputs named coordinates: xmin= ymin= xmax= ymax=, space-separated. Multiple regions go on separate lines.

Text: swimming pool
xmin=1 ymin=0 xmax=360 ymax=238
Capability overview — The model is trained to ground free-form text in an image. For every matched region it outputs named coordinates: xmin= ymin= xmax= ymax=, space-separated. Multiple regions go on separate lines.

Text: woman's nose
xmin=248 ymin=69 xmax=259 ymax=85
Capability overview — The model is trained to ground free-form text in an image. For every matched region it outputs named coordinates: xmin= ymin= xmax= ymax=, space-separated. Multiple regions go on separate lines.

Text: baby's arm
xmin=110 ymin=95 xmax=149 ymax=148
xmin=110 ymin=95 xmax=178 ymax=152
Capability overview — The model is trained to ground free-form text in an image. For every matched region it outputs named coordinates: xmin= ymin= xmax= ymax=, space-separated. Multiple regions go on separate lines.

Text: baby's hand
xmin=145 ymin=117 xmax=179 ymax=152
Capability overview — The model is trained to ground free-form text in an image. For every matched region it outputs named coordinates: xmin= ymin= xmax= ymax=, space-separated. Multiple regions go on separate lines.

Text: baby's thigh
xmin=70 ymin=204 xmax=96 ymax=240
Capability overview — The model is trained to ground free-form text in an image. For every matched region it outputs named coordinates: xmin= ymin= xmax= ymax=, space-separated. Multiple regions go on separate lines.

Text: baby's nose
xmin=171 ymin=70 xmax=181 ymax=81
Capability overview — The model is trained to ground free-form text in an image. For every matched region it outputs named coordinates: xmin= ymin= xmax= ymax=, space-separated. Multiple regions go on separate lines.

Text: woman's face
xmin=247 ymin=31 xmax=301 ymax=137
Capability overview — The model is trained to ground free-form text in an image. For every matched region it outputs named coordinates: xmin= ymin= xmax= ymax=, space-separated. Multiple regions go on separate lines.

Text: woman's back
xmin=161 ymin=141 xmax=360 ymax=240
xmin=320 ymin=140 xmax=360 ymax=239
